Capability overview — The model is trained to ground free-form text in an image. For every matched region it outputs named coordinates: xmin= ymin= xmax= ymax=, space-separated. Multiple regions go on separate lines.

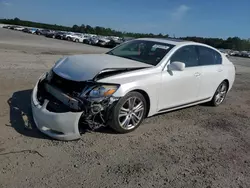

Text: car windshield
xmin=106 ymin=40 xmax=175 ymax=65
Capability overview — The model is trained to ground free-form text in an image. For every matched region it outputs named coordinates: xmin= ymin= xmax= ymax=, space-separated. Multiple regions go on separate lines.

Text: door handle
xmin=194 ymin=72 xmax=201 ymax=77
xmin=217 ymin=68 xmax=223 ymax=72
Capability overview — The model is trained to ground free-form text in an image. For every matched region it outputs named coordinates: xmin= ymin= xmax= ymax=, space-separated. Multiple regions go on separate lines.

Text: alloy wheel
xmin=214 ymin=82 xmax=227 ymax=105
xmin=118 ymin=97 xmax=145 ymax=130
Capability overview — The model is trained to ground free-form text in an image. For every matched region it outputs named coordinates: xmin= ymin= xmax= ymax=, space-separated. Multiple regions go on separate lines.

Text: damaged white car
xmin=31 ymin=38 xmax=235 ymax=140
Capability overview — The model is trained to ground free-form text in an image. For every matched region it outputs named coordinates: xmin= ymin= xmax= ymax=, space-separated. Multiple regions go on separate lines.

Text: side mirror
xmin=168 ymin=61 xmax=185 ymax=71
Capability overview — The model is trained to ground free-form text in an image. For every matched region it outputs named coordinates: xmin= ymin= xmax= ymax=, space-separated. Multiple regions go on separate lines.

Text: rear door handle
xmin=194 ymin=72 xmax=201 ymax=77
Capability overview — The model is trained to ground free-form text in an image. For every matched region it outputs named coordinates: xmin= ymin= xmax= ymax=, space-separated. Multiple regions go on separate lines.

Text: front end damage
xmin=31 ymin=71 xmax=120 ymax=140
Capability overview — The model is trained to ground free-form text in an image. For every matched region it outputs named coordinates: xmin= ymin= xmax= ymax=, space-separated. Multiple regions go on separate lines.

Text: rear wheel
xmin=109 ymin=92 xmax=147 ymax=133
xmin=75 ymin=39 xmax=79 ymax=43
xmin=209 ymin=81 xmax=228 ymax=106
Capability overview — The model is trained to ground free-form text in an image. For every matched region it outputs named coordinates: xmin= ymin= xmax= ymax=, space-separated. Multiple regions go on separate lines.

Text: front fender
xmin=112 ymin=82 xmax=159 ymax=117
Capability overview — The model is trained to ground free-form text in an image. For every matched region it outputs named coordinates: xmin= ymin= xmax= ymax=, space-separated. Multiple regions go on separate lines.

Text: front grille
xmin=46 ymin=99 xmax=71 ymax=113
xmin=49 ymin=71 xmax=87 ymax=94
xmin=37 ymin=80 xmax=72 ymax=113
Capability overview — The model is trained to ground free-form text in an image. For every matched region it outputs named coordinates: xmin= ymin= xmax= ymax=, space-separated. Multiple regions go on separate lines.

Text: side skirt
xmin=157 ymin=97 xmax=211 ymax=114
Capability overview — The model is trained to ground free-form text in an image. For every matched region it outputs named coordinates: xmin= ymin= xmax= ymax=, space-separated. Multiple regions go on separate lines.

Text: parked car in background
xmin=92 ymin=37 xmax=100 ymax=45
xmin=62 ymin=32 xmax=76 ymax=41
xmin=14 ymin=26 xmax=25 ymax=31
xmin=22 ymin=28 xmax=30 ymax=33
xmin=46 ymin=31 xmax=57 ymax=38
xmin=31 ymin=38 xmax=235 ymax=140
xmin=22 ymin=28 xmax=37 ymax=34
xmin=55 ymin=32 xmax=66 ymax=39
xmin=71 ymin=34 xmax=89 ymax=43
xmin=241 ymin=51 xmax=250 ymax=58
xmin=3 ymin=25 xmax=11 ymax=29
xmin=97 ymin=38 xmax=111 ymax=47
xmin=83 ymin=37 xmax=92 ymax=44
xmin=36 ymin=29 xmax=53 ymax=36
xmin=99 ymin=39 xmax=120 ymax=48
xmin=23 ymin=28 xmax=37 ymax=34
xmin=9 ymin=25 xmax=18 ymax=30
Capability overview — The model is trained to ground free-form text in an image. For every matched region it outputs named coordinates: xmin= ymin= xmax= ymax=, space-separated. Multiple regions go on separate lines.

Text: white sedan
xmin=71 ymin=34 xmax=89 ymax=43
xmin=31 ymin=38 xmax=235 ymax=140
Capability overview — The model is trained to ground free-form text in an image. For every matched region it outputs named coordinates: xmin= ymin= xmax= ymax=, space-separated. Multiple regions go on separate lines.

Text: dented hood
xmin=53 ymin=54 xmax=152 ymax=81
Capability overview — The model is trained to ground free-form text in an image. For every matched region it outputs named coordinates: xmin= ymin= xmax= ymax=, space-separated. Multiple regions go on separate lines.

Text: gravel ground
xmin=0 ymin=28 xmax=250 ymax=188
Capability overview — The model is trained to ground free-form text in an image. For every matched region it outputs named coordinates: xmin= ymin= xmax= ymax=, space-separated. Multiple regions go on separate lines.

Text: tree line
xmin=0 ymin=18 xmax=169 ymax=38
xmin=1 ymin=18 xmax=250 ymax=51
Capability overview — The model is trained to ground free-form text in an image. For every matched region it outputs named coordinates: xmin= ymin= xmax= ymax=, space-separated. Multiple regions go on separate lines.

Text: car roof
xmin=136 ymin=38 xmax=195 ymax=46
xmin=135 ymin=38 xmax=221 ymax=53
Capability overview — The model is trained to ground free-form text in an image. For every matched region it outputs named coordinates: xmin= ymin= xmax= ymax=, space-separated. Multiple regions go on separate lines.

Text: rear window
xmin=197 ymin=46 xmax=222 ymax=66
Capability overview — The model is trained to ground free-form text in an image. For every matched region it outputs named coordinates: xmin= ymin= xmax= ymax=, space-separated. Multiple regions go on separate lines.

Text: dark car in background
xmin=22 ymin=28 xmax=30 ymax=33
xmin=55 ymin=32 xmax=66 ymax=40
xmin=9 ymin=26 xmax=18 ymax=30
xmin=97 ymin=38 xmax=122 ymax=48
xmin=45 ymin=32 xmax=57 ymax=38
xmin=22 ymin=28 xmax=38 ymax=34
xmin=83 ymin=37 xmax=92 ymax=44
xmin=36 ymin=29 xmax=53 ymax=36
xmin=3 ymin=25 xmax=11 ymax=29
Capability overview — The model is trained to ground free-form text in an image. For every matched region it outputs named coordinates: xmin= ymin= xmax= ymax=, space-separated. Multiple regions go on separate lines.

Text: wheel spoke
xmin=121 ymin=116 xmax=130 ymax=128
xmin=215 ymin=94 xmax=221 ymax=103
xmin=131 ymin=115 xmax=136 ymax=125
xmin=119 ymin=107 xmax=129 ymax=118
xmin=133 ymin=102 xmax=144 ymax=113
xmin=128 ymin=97 xmax=136 ymax=110
xmin=220 ymin=85 xmax=226 ymax=92
xmin=132 ymin=113 xmax=140 ymax=123
xmin=220 ymin=91 xmax=226 ymax=95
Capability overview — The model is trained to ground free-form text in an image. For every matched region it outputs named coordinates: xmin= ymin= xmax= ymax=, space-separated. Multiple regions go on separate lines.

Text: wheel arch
xmin=223 ymin=79 xmax=229 ymax=91
xmin=130 ymin=89 xmax=151 ymax=117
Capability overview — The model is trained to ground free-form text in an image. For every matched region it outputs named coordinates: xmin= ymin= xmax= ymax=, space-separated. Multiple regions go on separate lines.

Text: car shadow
xmin=7 ymin=89 xmax=51 ymax=140
xmin=79 ymin=122 xmax=117 ymax=135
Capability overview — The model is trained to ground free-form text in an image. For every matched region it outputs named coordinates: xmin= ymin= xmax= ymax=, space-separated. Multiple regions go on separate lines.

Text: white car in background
xmin=14 ymin=26 xmax=25 ymax=31
xmin=31 ymin=38 xmax=236 ymax=140
xmin=71 ymin=34 xmax=89 ymax=43
xmin=62 ymin=32 xmax=76 ymax=40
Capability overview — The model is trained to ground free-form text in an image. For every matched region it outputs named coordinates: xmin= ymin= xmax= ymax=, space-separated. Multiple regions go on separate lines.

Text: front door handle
xmin=194 ymin=72 xmax=201 ymax=77
xmin=217 ymin=68 xmax=223 ymax=72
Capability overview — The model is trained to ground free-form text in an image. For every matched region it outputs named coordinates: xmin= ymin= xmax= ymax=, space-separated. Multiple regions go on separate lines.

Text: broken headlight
xmin=81 ymin=84 xmax=119 ymax=100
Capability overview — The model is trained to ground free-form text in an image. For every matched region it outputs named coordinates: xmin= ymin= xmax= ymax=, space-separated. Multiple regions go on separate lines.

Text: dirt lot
xmin=0 ymin=28 xmax=250 ymax=188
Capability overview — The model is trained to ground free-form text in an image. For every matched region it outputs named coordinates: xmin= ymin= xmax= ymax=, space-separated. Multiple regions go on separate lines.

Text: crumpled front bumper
xmin=31 ymin=80 xmax=83 ymax=141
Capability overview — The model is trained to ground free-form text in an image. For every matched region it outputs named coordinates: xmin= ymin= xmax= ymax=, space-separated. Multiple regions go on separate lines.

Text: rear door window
xmin=170 ymin=45 xmax=199 ymax=67
xmin=197 ymin=46 xmax=222 ymax=66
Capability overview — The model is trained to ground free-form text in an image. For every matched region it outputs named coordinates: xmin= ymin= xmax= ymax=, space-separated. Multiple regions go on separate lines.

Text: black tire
xmin=75 ymin=39 xmax=79 ymax=43
xmin=209 ymin=81 xmax=228 ymax=106
xmin=67 ymin=37 xmax=71 ymax=41
xmin=109 ymin=92 xmax=147 ymax=133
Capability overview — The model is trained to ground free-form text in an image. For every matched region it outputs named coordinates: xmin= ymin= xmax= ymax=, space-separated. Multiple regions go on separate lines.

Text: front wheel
xmin=109 ymin=92 xmax=147 ymax=133
xmin=209 ymin=81 xmax=228 ymax=106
